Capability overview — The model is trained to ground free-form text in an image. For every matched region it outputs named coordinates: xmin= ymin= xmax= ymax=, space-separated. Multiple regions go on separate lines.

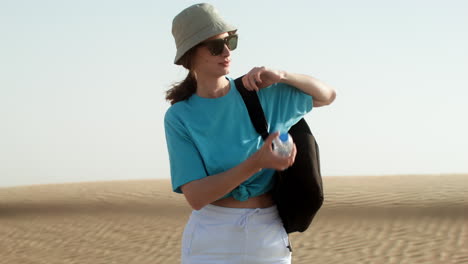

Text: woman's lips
xmin=220 ymin=60 xmax=231 ymax=67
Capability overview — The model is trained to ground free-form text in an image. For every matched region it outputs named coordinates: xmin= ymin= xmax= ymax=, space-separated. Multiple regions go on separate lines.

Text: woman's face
xmin=192 ymin=32 xmax=232 ymax=78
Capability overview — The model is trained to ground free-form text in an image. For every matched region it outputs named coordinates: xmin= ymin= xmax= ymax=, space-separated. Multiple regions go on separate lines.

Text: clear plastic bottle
xmin=273 ymin=133 xmax=294 ymax=157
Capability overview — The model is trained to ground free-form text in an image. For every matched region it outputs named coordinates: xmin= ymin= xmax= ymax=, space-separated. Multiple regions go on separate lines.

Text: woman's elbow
xmin=181 ymin=184 xmax=206 ymax=210
xmin=314 ymin=89 xmax=337 ymax=107
xmin=187 ymin=200 xmax=204 ymax=211
xmin=185 ymin=199 xmax=205 ymax=211
xmin=326 ymin=89 xmax=337 ymax=105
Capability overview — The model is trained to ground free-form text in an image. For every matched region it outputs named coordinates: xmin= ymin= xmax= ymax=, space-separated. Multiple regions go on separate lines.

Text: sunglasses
xmin=199 ymin=34 xmax=238 ymax=56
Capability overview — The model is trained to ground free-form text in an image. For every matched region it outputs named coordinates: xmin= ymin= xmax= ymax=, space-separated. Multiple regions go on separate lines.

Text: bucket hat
xmin=172 ymin=3 xmax=237 ymax=65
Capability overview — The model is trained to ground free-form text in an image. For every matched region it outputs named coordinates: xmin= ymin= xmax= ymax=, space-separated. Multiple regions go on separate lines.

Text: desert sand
xmin=1 ymin=174 xmax=467 ymax=264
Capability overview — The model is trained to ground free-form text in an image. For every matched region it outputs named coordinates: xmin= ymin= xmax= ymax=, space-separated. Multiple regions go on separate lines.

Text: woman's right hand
xmin=252 ymin=132 xmax=297 ymax=171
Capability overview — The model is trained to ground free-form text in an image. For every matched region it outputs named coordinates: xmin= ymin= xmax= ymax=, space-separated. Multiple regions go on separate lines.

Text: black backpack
xmin=234 ymin=77 xmax=324 ymax=234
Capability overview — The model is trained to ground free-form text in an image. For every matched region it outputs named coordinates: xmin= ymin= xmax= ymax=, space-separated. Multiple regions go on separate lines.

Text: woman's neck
xmin=195 ymin=75 xmax=230 ymax=98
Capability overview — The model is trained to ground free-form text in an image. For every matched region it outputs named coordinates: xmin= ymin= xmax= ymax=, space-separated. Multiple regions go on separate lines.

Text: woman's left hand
xmin=242 ymin=67 xmax=286 ymax=91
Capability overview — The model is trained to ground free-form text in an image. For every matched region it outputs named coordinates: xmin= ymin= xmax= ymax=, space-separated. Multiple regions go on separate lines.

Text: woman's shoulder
xmin=164 ymin=100 xmax=189 ymax=123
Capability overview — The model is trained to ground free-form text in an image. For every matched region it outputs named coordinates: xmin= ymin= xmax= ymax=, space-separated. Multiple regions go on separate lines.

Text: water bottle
xmin=273 ymin=132 xmax=294 ymax=157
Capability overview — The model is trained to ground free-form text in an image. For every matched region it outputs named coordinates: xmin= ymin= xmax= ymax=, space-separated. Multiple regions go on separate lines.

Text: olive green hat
xmin=172 ymin=3 xmax=237 ymax=65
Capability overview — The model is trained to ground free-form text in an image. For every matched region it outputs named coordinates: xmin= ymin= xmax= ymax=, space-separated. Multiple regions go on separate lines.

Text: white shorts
xmin=181 ymin=204 xmax=292 ymax=264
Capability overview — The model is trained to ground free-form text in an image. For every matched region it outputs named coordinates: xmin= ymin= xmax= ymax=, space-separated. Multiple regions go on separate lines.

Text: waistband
xmin=190 ymin=204 xmax=281 ymax=227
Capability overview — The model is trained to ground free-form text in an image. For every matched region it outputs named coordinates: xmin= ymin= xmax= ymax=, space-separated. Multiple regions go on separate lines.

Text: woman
xmin=164 ymin=3 xmax=336 ymax=263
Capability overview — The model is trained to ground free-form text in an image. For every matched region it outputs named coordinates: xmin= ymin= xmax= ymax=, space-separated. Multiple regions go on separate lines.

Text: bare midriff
xmin=211 ymin=192 xmax=274 ymax=208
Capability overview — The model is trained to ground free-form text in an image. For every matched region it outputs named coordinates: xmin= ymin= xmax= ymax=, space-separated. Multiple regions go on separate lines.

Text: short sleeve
xmin=164 ymin=109 xmax=207 ymax=193
xmin=258 ymin=82 xmax=313 ymax=131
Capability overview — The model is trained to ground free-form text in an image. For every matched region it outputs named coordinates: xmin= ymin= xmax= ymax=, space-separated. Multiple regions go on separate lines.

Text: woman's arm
xmin=181 ymin=132 xmax=296 ymax=210
xmin=242 ymin=66 xmax=337 ymax=107
xmin=281 ymin=72 xmax=336 ymax=107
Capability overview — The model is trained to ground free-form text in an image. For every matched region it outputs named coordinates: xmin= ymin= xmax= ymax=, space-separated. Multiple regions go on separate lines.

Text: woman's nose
xmin=221 ymin=44 xmax=231 ymax=57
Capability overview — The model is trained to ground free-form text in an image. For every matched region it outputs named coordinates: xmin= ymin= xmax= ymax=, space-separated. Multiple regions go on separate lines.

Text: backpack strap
xmin=234 ymin=76 xmax=269 ymax=140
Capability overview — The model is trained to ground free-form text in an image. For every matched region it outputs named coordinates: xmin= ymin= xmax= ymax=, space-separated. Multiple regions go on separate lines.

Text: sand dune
xmin=1 ymin=175 xmax=467 ymax=264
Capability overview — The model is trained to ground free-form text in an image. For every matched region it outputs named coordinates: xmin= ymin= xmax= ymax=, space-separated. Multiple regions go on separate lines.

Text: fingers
xmin=288 ymin=143 xmax=297 ymax=166
xmin=256 ymin=131 xmax=296 ymax=171
xmin=279 ymin=143 xmax=297 ymax=171
xmin=270 ymin=132 xmax=297 ymax=171
xmin=263 ymin=131 xmax=279 ymax=152
xmin=242 ymin=72 xmax=259 ymax=91
xmin=242 ymin=67 xmax=266 ymax=91
xmin=241 ymin=75 xmax=254 ymax=91
xmin=253 ymin=69 xmax=263 ymax=86
xmin=264 ymin=131 xmax=279 ymax=148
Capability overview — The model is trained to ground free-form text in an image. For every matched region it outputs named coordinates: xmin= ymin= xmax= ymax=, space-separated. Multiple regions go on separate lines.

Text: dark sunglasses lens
xmin=205 ymin=35 xmax=238 ymax=55
xmin=227 ymin=35 xmax=238 ymax=51
xmin=207 ymin=39 xmax=224 ymax=55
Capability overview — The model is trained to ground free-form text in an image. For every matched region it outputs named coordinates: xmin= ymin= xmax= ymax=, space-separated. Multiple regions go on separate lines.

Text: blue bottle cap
xmin=279 ymin=133 xmax=289 ymax=142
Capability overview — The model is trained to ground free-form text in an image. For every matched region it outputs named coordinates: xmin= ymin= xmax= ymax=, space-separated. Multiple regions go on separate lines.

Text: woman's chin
xmin=217 ymin=67 xmax=230 ymax=76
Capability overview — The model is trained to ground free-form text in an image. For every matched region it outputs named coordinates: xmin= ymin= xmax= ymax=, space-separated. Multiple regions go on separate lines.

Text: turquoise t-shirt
xmin=164 ymin=76 xmax=313 ymax=201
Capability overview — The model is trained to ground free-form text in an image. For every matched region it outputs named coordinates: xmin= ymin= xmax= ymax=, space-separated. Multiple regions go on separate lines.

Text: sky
xmin=1 ymin=0 xmax=467 ymax=187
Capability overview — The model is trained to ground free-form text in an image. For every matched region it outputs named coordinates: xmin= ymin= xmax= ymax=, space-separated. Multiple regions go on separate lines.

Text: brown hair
xmin=166 ymin=47 xmax=198 ymax=105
